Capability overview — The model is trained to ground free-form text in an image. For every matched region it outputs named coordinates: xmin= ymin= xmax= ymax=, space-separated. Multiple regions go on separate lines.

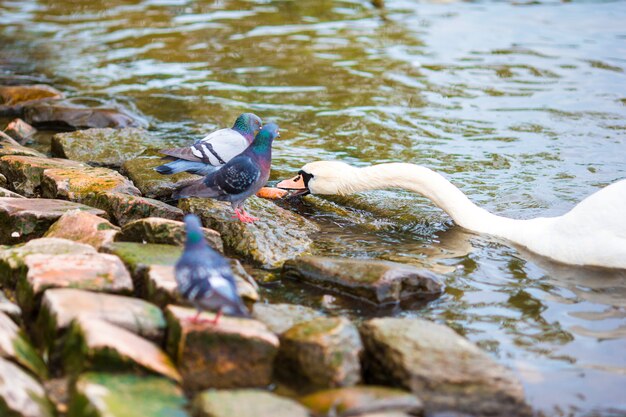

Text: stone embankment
xmin=0 ymin=78 xmax=531 ymax=417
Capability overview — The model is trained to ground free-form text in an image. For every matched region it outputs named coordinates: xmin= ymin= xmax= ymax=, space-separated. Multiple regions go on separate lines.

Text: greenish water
xmin=2 ymin=0 xmax=626 ymax=414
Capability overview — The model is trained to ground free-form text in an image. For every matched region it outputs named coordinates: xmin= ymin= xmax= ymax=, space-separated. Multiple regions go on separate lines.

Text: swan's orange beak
xmin=277 ymin=175 xmax=306 ymax=190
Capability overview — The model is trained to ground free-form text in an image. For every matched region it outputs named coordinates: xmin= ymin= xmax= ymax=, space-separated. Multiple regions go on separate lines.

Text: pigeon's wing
xmin=210 ymin=155 xmax=261 ymax=196
xmin=160 ymin=129 xmax=247 ymax=165
xmin=159 ymin=146 xmax=203 ymax=162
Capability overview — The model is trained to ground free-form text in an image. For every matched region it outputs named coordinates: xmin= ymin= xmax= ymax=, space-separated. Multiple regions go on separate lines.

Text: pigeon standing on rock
xmin=175 ymin=214 xmax=249 ymax=324
xmin=156 ymin=113 xmax=262 ymax=175
xmin=172 ymin=123 xmax=280 ymax=223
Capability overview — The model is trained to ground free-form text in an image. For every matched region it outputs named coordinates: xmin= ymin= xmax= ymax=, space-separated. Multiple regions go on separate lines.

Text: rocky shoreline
xmin=0 ymin=79 xmax=532 ymax=417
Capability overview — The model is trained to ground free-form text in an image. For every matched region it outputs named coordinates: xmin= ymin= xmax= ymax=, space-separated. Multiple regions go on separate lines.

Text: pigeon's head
xmin=183 ymin=214 xmax=204 ymax=245
xmin=233 ymin=113 xmax=263 ymax=141
xmin=251 ymin=123 xmax=280 ymax=151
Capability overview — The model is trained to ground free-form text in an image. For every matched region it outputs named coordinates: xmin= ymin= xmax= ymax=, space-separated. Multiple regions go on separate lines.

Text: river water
xmin=1 ymin=0 xmax=625 ymax=415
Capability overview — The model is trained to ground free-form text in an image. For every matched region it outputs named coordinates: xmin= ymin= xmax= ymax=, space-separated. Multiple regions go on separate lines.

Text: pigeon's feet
xmin=232 ymin=208 xmax=258 ymax=223
xmin=186 ymin=310 xmax=222 ymax=326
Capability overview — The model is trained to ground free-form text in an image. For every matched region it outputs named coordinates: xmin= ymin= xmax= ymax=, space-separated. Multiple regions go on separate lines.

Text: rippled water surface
xmin=2 ymin=0 xmax=626 ymax=414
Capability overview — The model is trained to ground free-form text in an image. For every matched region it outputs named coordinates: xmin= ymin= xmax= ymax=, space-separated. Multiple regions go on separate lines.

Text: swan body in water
xmin=277 ymin=161 xmax=626 ymax=269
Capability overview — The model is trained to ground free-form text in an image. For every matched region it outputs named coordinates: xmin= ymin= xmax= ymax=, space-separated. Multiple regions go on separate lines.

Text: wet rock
xmin=81 ymin=191 xmax=183 ymax=226
xmin=0 ymin=84 xmax=63 ymax=116
xmin=0 ymin=172 xmax=6 ymax=187
xmin=121 ymin=149 xmax=198 ymax=199
xmin=4 ymin=118 xmax=37 ymax=144
xmin=299 ymin=386 xmax=422 ymax=417
xmin=0 ymin=237 xmax=96 ymax=287
xmin=0 ymin=186 xmax=24 ymax=198
xmin=0 ymin=290 xmax=21 ymax=321
xmin=41 ymin=166 xmax=141 ymax=200
xmin=0 ymin=140 xmax=47 ymax=159
xmin=253 ymin=303 xmax=324 ymax=335
xmin=0 ymin=312 xmax=47 ymax=379
xmin=100 ymin=240 xmax=181 ymax=278
xmin=277 ymin=317 xmax=362 ymax=389
xmin=180 ymin=196 xmax=319 ymax=269
xmin=24 ymin=97 xmax=148 ymax=130
xmin=69 ymin=373 xmax=188 ymax=417
xmin=0 ymin=197 xmax=107 ymax=244
xmin=37 ymin=288 xmax=166 ymax=350
xmin=283 ymin=256 xmax=444 ymax=305
xmin=192 ymin=389 xmax=310 ymax=417
xmin=59 ymin=317 xmax=181 ymax=381
xmin=144 ymin=262 xmax=258 ymax=309
xmin=359 ymin=318 xmax=530 ymax=417
xmin=16 ymin=252 xmax=133 ymax=315
xmin=44 ymin=210 xmax=120 ymax=249
xmin=51 ymin=127 xmax=152 ymax=168
xmin=0 ymin=357 xmax=55 ymax=417
xmin=0 ymin=155 xmax=84 ymax=197
xmin=165 ymin=305 xmax=279 ymax=392
xmin=118 ymin=217 xmax=222 ymax=252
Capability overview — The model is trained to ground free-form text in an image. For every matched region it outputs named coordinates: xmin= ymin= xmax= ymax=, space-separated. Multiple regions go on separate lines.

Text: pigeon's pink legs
xmin=210 ymin=309 xmax=223 ymax=325
xmin=231 ymin=208 xmax=258 ymax=223
xmin=186 ymin=309 xmax=222 ymax=326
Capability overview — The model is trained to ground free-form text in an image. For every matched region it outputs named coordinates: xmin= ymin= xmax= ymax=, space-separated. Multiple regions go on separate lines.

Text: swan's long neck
xmin=342 ymin=163 xmax=522 ymax=236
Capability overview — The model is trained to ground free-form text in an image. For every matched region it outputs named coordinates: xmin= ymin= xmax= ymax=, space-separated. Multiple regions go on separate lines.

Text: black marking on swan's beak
xmin=277 ymin=170 xmax=311 ymax=197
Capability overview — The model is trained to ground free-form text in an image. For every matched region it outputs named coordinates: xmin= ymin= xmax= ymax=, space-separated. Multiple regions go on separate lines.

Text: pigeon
xmin=156 ymin=113 xmax=262 ymax=176
xmin=175 ymin=214 xmax=249 ymax=324
xmin=172 ymin=123 xmax=280 ymax=223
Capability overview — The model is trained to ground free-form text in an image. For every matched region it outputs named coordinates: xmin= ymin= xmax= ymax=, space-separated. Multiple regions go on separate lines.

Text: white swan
xmin=276 ymin=161 xmax=626 ymax=269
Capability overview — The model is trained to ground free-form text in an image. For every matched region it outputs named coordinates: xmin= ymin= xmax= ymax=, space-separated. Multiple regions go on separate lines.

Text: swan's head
xmin=276 ymin=161 xmax=359 ymax=196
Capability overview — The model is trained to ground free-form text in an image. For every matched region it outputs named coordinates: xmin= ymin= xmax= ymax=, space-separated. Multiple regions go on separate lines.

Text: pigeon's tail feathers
xmin=155 ymin=159 xmax=215 ymax=175
xmin=227 ymin=301 xmax=250 ymax=318
xmin=172 ymin=178 xmax=221 ymax=200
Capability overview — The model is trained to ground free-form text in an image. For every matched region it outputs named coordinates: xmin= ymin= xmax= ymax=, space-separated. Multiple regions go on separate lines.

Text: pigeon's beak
xmin=277 ymin=175 xmax=309 ymax=196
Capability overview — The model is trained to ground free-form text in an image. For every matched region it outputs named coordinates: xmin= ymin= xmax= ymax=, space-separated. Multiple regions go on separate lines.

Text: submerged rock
xmin=37 ymin=288 xmax=166 ymax=350
xmin=299 ymin=386 xmax=423 ymax=417
xmin=180 ymin=196 xmax=319 ymax=269
xmin=252 ymin=303 xmax=324 ymax=335
xmin=44 ymin=210 xmax=120 ymax=249
xmin=51 ymin=127 xmax=152 ymax=168
xmin=0 ymin=155 xmax=84 ymax=197
xmin=0 ymin=198 xmax=107 ymax=244
xmin=277 ymin=317 xmax=363 ymax=389
xmin=0 ymin=84 xmax=63 ymax=116
xmin=81 ymin=191 xmax=182 ymax=226
xmin=0 ymin=312 xmax=47 ymax=379
xmin=24 ymin=98 xmax=148 ymax=130
xmin=59 ymin=317 xmax=181 ymax=382
xmin=192 ymin=389 xmax=310 ymax=417
xmin=16 ymin=252 xmax=133 ymax=315
xmin=283 ymin=256 xmax=444 ymax=305
xmin=4 ymin=118 xmax=37 ymax=144
xmin=165 ymin=305 xmax=279 ymax=392
xmin=41 ymin=166 xmax=141 ymax=201
xmin=69 ymin=373 xmax=188 ymax=417
xmin=0 ymin=357 xmax=55 ymax=417
xmin=359 ymin=318 xmax=530 ymax=417
xmin=118 ymin=217 xmax=222 ymax=252
xmin=121 ymin=149 xmax=198 ymax=199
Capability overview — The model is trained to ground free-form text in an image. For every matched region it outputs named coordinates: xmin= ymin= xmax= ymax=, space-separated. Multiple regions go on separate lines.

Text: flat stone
xmin=0 ymin=357 xmax=55 ymax=417
xmin=165 ymin=305 xmax=279 ymax=392
xmin=69 ymin=373 xmax=188 ymax=417
xmin=0 ymin=312 xmax=47 ymax=379
xmin=180 ymin=196 xmax=319 ymax=269
xmin=100 ymin=240 xmax=180 ymax=276
xmin=16 ymin=252 xmax=133 ymax=315
xmin=0 ymin=141 xmax=46 ymax=159
xmin=0 ymin=186 xmax=24 ymax=198
xmin=0 ymin=155 xmax=84 ymax=197
xmin=299 ymin=386 xmax=422 ymax=417
xmin=24 ymin=98 xmax=148 ymax=130
xmin=37 ymin=288 xmax=166 ymax=351
xmin=118 ymin=217 xmax=223 ymax=252
xmin=81 ymin=191 xmax=183 ymax=226
xmin=252 ymin=303 xmax=325 ymax=335
xmin=121 ymin=149 xmax=198 ymax=199
xmin=51 ymin=127 xmax=152 ymax=168
xmin=41 ymin=166 xmax=141 ymax=200
xmin=0 ymin=84 xmax=63 ymax=116
xmin=192 ymin=389 xmax=310 ymax=417
xmin=44 ymin=210 xmax=120 ymax=249
xmin=0 ymin=290 xmax=21 ymax=321
xmin=277 ymin=317 xmax=362 ymax=389
xmin=143 ymin=262 xmax=258 ymax=308
xmin=0 ymin=237 xmax=96 ymax=288
xmin=359 ymin=318 xmax=530 ymax=417
xmin=283 ymin=256 xmax=444 ymax=305
xmin=59 ymin=317 xmax=181 ymax=382
xmin=5 ymin=118 xmax=37 ymax=144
